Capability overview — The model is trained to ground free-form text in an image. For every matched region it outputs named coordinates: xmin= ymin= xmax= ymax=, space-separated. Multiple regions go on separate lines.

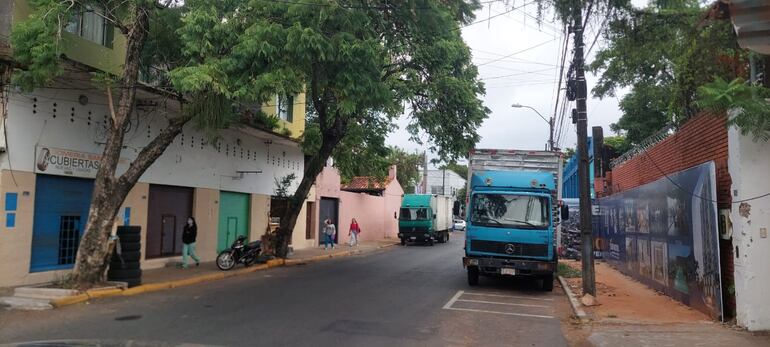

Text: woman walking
xmin=323 ymin=218 xmax=337 ymax=250
xmin=181 ymin=217 xmax=201 ymax=268
xmin=348 ymin=218 xmax=361 ymax=247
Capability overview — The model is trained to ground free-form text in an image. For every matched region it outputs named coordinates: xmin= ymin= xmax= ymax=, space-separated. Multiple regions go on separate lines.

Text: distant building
xmin=417 ymin=169 xmax=466 ymax=197
xmin=562 ymin=137 xmax=596 ymax=199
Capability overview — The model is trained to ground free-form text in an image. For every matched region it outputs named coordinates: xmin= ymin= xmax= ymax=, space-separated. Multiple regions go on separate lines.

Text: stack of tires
xmin=107 ymin=226 xmax=142 ymax=288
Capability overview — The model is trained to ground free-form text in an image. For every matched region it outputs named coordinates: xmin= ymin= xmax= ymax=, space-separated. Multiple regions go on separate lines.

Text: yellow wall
xmin=250 ymin=194 xmax=271 ymax=242
xmin=193 ymin=188 xmax=219 ymax=262
xmin=13 ymin=1 xmax=126 ymax=76
xmin=0 ymin=170 xmax=47 ymax=286
xmin=261 ymin=93 xmax=306 ymax=140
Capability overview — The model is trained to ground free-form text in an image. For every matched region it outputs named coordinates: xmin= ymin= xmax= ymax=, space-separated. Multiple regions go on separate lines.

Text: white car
xmin=453 ymin=219 xmax=466 ymax=231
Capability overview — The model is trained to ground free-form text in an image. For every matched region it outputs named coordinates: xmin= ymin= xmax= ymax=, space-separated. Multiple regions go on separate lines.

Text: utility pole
xmin=548 ymin=117 xmax=555 ymax=151
xmin=572 ymin=1 xmax=596 ymax=297
xmin=442 ymin=168 xmax=446 ymax=195
xmin=423 ymin=151 xmax=428 ymax=194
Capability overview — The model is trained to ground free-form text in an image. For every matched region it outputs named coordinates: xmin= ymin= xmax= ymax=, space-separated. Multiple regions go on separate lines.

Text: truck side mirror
xmin=453 ymin=201 xmax=460 ymax=216
xmin=561 ymin=205 xmax=570 ymax=221
xmin=433 ymin=214 xmax=437 ymax=220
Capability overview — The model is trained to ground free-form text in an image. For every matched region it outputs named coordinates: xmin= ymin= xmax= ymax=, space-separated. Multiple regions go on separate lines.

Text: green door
xmin=218 ymin=192 xmax=250 ymax=252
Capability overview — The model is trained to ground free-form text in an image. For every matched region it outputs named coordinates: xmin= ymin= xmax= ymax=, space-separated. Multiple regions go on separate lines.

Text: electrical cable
xmin=476 ymin=39 xmax=556 ymax=67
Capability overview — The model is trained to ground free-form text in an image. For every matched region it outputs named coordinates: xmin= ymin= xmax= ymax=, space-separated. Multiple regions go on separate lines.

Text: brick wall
xmin=607 ymin=112 xmax=735 ymax=318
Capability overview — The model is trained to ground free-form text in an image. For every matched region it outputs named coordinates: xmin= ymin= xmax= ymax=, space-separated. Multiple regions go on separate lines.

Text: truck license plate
xmin=501 ymin=268 xmax=516 ymax=276
xmin=410 ymin=236 xmax=416 ymax=240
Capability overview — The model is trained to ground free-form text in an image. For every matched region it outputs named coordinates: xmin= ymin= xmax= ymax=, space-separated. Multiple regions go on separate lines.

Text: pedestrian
xmin=181 ymin=217 xmax=201 ymax=268
xmin=323 ymin=218 xmax=336 ymax=250
xmin=348 ymin=218 xmax=361 ymax=247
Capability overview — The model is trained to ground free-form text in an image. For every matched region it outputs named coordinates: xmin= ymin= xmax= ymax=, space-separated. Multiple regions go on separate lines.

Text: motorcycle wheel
xmin=216 ymin=251 xmax=236 ymax=271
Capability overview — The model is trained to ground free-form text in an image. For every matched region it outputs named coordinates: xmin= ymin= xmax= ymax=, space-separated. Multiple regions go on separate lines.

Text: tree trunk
xmin=273 ymin=139 xmax=338 ymax=257
xmin=70 ymin=8 xmax=151 ymax=287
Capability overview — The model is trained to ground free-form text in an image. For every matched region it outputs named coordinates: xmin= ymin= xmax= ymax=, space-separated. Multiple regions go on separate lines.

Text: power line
xmin=460 ymin=0 xmax=537 ymax=30
xmin=479 ymin=67 xmax=556 ymax=81
xmin=476 ymin=39 xmax=556 ymax=67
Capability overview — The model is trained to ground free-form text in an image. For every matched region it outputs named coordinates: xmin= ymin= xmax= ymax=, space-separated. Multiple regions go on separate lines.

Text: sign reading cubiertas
xmin=34 ymin=146 xmax=129 ymax=179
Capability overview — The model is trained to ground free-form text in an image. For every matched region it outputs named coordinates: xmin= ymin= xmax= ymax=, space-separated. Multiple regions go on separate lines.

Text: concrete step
xmin=14 ymin=287 xmax=77 ymax=300
xmin=0 ymin=296 xmax=53 ymax=310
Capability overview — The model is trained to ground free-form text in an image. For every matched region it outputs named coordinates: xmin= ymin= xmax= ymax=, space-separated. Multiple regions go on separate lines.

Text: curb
xmin=558 ymin=275 xmax=588 ymax=322
xmin=50 ymin=242 xmax=399 ymax=308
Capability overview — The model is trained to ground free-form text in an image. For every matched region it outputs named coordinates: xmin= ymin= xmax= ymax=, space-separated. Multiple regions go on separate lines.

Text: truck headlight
xmin=468 ymin=259 xmax=479 ymax=266
xmin=424 ymin=233 xmax=429 ymax=238
xmin=538 ymin=263 xmax=551 ymax=271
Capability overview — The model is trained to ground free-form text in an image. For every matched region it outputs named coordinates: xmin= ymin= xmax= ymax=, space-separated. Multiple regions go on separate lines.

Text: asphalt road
xmin=0 ymin=232 xmax=573 ymax=347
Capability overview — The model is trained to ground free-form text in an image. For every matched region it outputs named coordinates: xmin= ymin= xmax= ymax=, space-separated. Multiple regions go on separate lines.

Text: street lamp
xmin=511 ymin=103 xmax=555 ymax=151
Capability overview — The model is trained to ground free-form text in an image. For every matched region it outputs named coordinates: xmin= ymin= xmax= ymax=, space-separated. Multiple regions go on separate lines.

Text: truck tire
xmin=400 ymin=238 xmax=406 ymax=246
xmin=468 ymin=267 xmax=479 ymax=286
xmin=428 ymin=238 xmax=434 ymax=246
xmin=542 ymin=274 xmax=554 ymax=291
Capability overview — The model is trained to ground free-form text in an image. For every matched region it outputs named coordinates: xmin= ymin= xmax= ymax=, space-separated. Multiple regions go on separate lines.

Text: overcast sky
xmin=385 ymin=0 xmax=646 ymax=164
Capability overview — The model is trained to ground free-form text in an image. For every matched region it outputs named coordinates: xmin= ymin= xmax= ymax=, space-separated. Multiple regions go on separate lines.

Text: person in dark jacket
xmin=181 ymin=217 xmax=200 ymax=268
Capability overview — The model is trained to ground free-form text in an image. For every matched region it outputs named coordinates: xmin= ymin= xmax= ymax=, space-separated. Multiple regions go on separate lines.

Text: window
xmin=400 ymin=208 xmax=429 ymax=221
xmin=58 ymin=216 xmax=81 ymax=265
xmin=276 ymin=95 xmax=294 ymax=122
xmin=430 ymin=186 xmax=443 ymax=194
xmin=471 ymin=193 xmax=549 ymax=229
xmin=65 ymin=6 xmax=114 ymax=48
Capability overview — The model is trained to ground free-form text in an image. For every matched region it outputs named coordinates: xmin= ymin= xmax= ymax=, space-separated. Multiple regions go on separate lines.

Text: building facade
xmin=0 ymin=2 xmax=313 ymax=287
xmin=562 ymin=137 xmax=595 ymax=199
xmin=419 ymin=169 xmax=466 ymax=197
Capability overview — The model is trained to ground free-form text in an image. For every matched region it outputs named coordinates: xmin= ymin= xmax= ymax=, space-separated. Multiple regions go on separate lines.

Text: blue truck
xmin=463 ymin=149 xmax=568 ymax=291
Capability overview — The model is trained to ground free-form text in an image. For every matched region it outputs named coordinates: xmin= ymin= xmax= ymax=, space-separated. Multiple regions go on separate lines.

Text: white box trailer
xmin=431 ymin=195 xmax=454 ymax=232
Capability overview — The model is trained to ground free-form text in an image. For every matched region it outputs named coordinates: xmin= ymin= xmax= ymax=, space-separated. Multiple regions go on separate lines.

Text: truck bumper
xmin=398 ymin=231 xmax=433 ymax=242
xmin=463 ymin=256 xmax=555 ymax=276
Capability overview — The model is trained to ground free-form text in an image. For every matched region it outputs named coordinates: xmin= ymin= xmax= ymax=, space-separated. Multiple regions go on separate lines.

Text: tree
xmin=589 ymin=1 xmax=744 ymax=143
xmin=10 ymin=0 xmax=225 ymax=287
xmin=177 ymin=1 xmax=489 ymax=257
xmin=443 ymin=162 xmax=468 ymax=180
xmin=603 ymin=135 xmax=631 ymax=155
xmin=563 ymin=147 xmax=576 ymax=162
xmin=387 ymin=148 xmax=423 ymax=193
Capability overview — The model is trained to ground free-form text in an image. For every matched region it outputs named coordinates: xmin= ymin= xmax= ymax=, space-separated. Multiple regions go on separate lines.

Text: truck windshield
xmin=471 ymin=193 xmax=549 ymax=229
xmin=400 ymin=208 xmax=428 ymax=220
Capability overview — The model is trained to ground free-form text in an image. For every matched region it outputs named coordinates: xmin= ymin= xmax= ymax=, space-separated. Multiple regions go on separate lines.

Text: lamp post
xmin=511 ymin=103 xmax=555 ymax=151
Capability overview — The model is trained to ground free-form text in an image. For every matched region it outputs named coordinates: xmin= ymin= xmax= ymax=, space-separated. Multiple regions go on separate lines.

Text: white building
xmin=418 ymin=169 xmax=466 ymax=197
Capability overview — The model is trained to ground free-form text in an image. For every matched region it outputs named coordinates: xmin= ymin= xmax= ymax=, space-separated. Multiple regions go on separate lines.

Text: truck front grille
xmin=400 ymin=226 xmax=428 ymax=233
xmin=470 ymin=240 xmax=548 ymax=257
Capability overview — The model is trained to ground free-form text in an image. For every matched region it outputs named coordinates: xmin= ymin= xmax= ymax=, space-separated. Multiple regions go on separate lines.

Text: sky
xmin=385 ymin=0 xmax=646 ymax=164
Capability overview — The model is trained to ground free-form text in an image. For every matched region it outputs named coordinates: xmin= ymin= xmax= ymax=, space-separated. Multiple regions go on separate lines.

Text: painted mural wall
xmin=596 ymin=161 xmax=723 ymax=320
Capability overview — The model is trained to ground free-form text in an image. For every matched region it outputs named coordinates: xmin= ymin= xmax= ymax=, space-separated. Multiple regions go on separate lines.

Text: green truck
xmin=398 ymin=194 xmax=453 ymax=246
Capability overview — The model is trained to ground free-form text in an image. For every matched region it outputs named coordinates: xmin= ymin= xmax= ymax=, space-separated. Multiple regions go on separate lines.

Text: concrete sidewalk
xmin=560 ymin=260 xmax=770 ymax=347
xmin=142 ymin=239 xmax=397 ymax=284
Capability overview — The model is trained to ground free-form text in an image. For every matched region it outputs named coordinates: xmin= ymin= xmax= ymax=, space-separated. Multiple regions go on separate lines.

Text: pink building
xmin=310 ymin=165 xmax=403 ymax=246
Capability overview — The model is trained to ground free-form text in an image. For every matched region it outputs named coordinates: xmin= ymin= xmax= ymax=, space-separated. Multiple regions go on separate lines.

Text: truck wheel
xmin=428 ymin=238 xmax=434 ymax=246
xmin=542 ymin=274 xmax=554 ymax=291
xmin=400 ymin=238 xmax=406 ymax=246
xmin=468 ymin=267 xmax=479 ymax=286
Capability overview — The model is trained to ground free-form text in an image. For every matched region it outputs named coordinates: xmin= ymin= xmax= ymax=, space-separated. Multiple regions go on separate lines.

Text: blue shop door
xmin=30 ymin=175 xmax=94 ymax=272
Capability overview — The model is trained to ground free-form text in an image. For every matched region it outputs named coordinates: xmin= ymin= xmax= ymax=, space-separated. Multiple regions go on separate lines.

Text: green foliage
xmin=10 ymin=0 xmax=72 ymax=90
xmin=388 ymin=147 xmax=423 ymax=193
xmin=697 ymin=77 xmax=770 ymax=141
xmin=274 ymin=173 xmax=297 ymax=198
xmin=558 ymin=263 xmax=581 ymax=278
xmin=603 ymin=135 xmax=631 ymax=155
xmin=563 ymin=147 xmax=575 ymax=162
xmin=443 ymin=162 xmax=468 ymax=180
xmin=590 ymin=2 xmax=744 ymax=143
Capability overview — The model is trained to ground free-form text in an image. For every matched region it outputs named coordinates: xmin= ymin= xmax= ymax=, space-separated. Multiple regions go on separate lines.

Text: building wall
xmin=728 ymin=124 xmax=770 ymax=331
xmin=563 ymin=137 xmax=595 ymax=199
xmin=605 ymin=113 xmax=736 ymax=320
xmin=425 ymin=169 xmax=465 ymax=196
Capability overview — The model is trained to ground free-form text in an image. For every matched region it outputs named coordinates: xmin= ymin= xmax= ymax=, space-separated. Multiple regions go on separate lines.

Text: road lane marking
xmin=442 ymin=290 xmax=464 ymax=309
xmin=455 ymin=299 xmax=549 ymax=308
xmin=462 ymin=292 xmax=554 ymax=302
xmin=444 ymin=306 xmax=554 ymax=319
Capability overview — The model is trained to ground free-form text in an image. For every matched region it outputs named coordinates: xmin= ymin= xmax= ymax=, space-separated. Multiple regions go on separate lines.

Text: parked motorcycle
xmin=216 ymin=235 xmax=262 ymax=271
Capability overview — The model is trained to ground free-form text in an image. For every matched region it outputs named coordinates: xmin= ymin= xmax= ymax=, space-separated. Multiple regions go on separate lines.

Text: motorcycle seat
xmin=247 ymin=241 xmax=261 ymax=248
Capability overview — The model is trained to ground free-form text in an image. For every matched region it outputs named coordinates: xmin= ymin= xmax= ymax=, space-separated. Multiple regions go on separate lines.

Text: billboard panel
xmin=596 ymin=161 xmax=723 ymax=320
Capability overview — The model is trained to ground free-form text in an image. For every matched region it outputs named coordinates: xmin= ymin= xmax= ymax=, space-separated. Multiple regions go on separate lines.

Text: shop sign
xmin=34 ymin=146 xmax=128 ymax=179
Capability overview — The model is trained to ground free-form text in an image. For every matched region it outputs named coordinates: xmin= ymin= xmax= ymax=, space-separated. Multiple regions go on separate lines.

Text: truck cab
xmin=398 ymin=194 xmax=452 ymax=246
xmin=463 ymin=170 xmax=567 ymax=291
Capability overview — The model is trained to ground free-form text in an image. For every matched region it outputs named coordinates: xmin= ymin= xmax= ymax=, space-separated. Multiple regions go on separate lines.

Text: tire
xmin=437 ymin=232 xmax=445 ymax=244
xmin=118 ymin=234 xmax=141 ymax=243
xmin=468 ymin=267 xmax=479 ymax=286
xmin=117 ymin=226 xmax=141 ymax=236
xmin=216 ymin=251 xmax=236 ymax=271
xmin=120 ymin=242 xmax=142 ymax=252
xmin=542 ymin=274 xmax=554 ymax=292
xmin=112 ymin=251 xmax=141 ymax=262
xmin=400 ymin=238 xmax=406 ymax=246
xmin=109 ymin=261 xmax=140 ymax=270
xmin=108 ymin=268 xmax=142 ymax=279
xmin=428 ymin=238 xmax=434 ymax=246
